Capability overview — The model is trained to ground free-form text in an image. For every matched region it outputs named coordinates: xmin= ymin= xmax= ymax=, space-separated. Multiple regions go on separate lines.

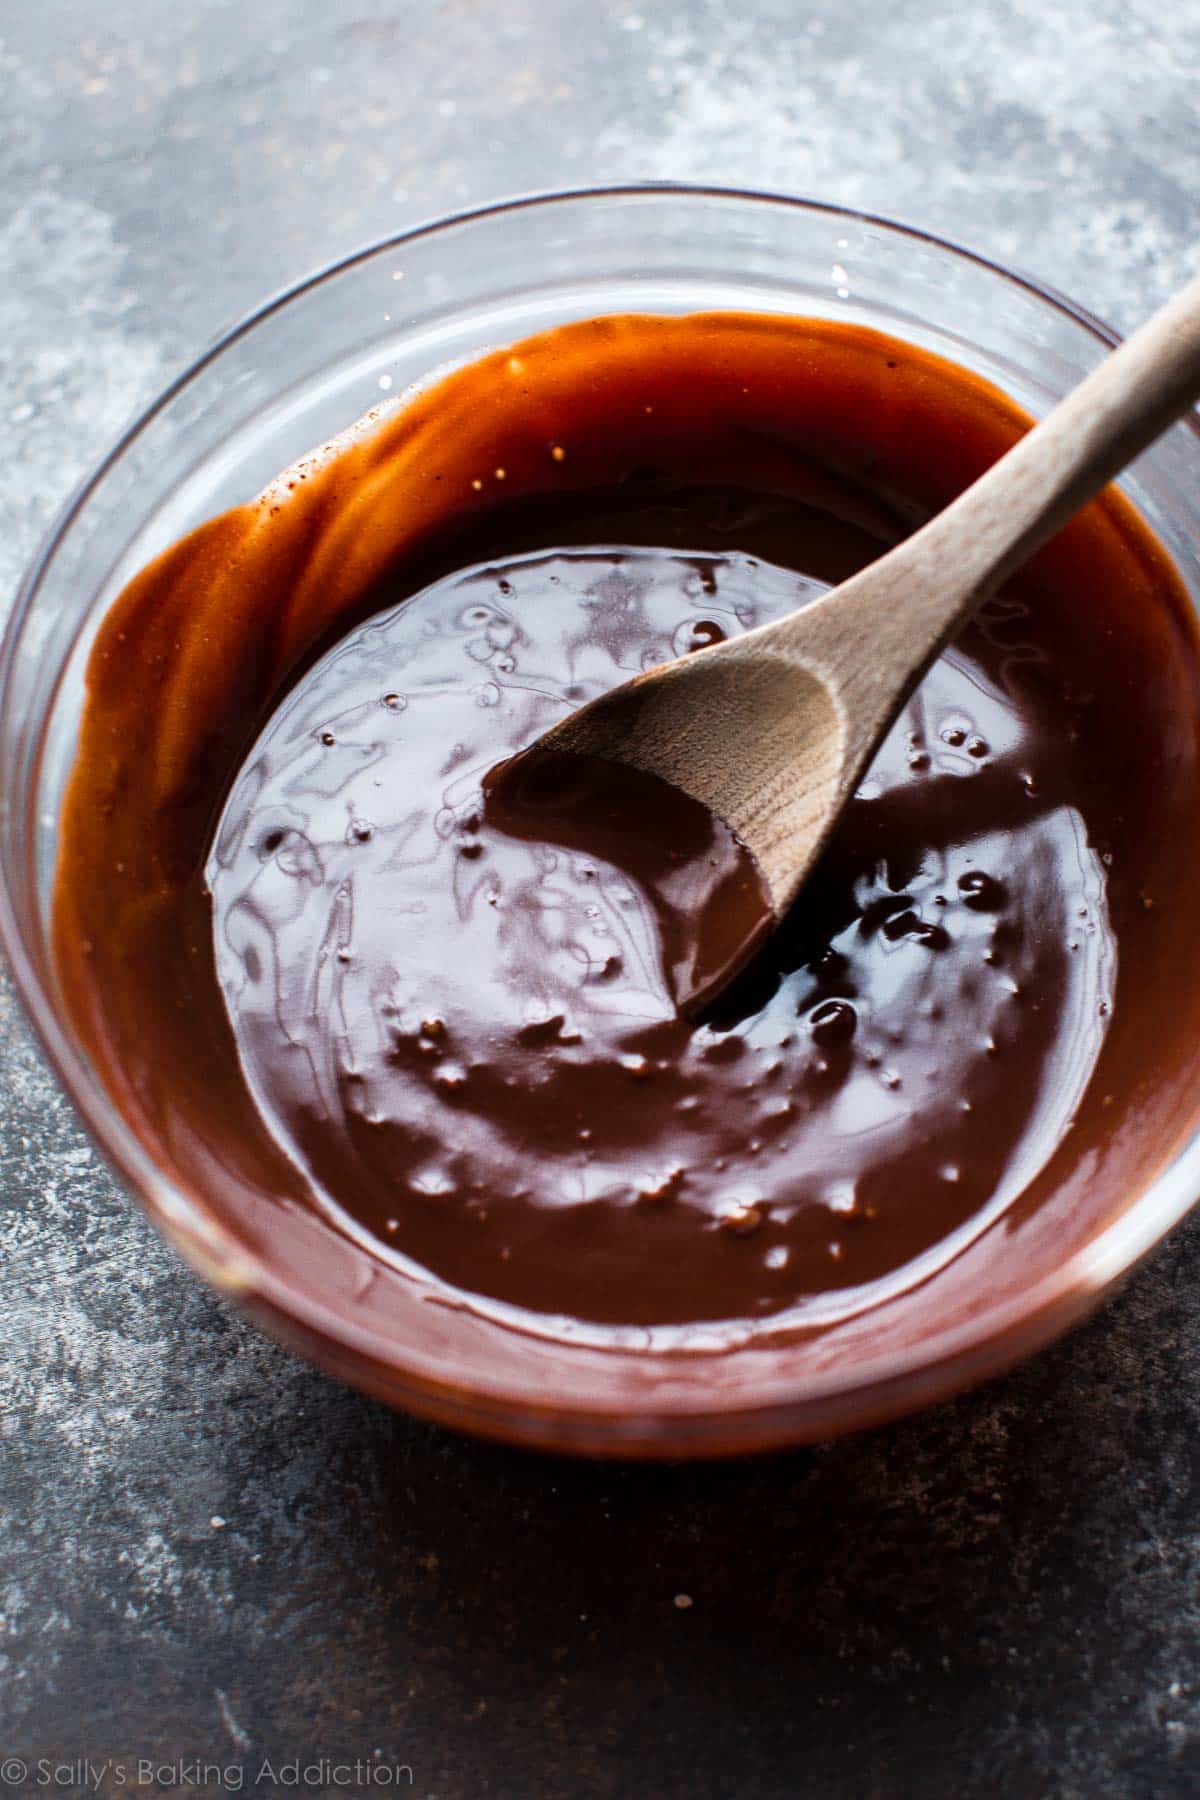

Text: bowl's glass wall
xmin=4 ymin=190 xmax=1200 ymax=1451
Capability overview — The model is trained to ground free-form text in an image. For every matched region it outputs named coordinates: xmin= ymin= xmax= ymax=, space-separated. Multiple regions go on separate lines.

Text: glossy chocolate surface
xmin=53 ymin=314 xmax=1200 ymax=1351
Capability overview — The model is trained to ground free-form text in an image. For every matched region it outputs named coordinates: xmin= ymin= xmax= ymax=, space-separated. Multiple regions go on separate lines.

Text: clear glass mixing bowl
xmin=4 ymin=187 xmax=1199 ymax=1456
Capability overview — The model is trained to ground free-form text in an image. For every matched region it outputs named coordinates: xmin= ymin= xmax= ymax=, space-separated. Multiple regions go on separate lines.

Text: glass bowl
xmin=4 ymin=186 xmax=1200 ymax=1458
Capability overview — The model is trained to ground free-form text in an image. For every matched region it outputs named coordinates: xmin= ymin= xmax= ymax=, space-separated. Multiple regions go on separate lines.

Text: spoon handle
xmin=779 ymin=268 xmax=1200 ymax=765
xmin=898 ymin=266 xmax=1200 ymax=612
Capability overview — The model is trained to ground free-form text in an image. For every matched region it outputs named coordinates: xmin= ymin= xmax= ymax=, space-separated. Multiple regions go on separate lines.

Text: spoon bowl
xmin=539 ymin=636 xmax=846 ymax=912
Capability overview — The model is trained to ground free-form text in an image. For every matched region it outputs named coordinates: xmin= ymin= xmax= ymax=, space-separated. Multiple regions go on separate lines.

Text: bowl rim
xmin=4 ymin=181 xmax=1199 ymax=1444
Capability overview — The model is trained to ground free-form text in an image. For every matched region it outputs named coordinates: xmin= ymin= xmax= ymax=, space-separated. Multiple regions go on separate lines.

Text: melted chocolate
xmin=52 ymin=313 xmax=1200 ymax=1349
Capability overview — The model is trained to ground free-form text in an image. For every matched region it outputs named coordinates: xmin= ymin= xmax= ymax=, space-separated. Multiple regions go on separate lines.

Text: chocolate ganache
xmin=54 ymin=313 xmax=1200 ymax=1345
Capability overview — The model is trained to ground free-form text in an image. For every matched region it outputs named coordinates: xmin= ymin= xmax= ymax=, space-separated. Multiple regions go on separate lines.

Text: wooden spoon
xmin=513 ymin=271 xmax=1200 ymax=1005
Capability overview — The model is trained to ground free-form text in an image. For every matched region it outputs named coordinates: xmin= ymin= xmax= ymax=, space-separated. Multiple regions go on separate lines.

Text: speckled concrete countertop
xmin=2 ymin=4 xmax=1199 ymax=1795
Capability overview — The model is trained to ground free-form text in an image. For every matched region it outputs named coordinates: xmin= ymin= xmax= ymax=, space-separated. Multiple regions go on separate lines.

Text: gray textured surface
xmin=3 ymin=3 xmax=1200 ymax=1795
